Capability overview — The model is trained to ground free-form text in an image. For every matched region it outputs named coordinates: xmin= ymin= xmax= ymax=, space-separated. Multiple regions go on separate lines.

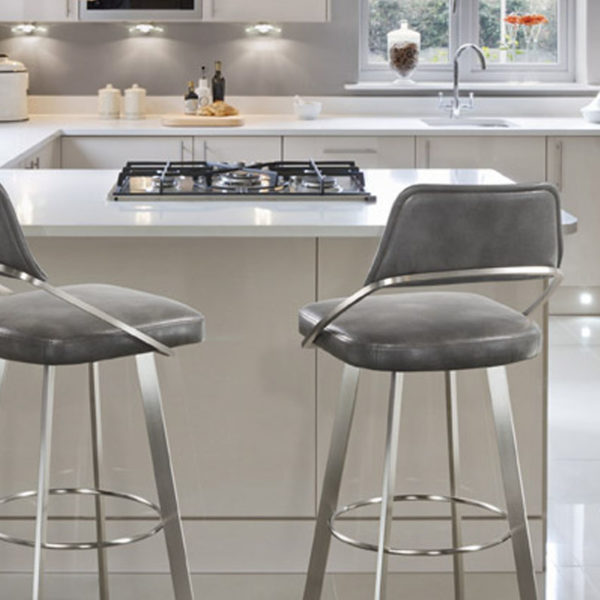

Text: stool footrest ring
xmin=329 ymin=493 xmax=511 ymax=557
xmin=0 ymin=487 xmax=164 ymax=550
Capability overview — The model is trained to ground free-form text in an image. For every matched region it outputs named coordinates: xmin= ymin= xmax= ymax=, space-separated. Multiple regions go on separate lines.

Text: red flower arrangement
xmin=504 ymin=13 xmax=549 ymax=26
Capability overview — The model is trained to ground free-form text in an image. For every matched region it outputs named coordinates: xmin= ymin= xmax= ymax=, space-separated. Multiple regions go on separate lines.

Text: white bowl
xmin=294 ymin=101 xmax=322 ymax=120
xmin=581 ymin=108 xmax=600 ymax=124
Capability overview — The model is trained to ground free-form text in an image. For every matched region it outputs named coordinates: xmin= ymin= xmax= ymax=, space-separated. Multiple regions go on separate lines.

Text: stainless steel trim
xmin=374 ymin=372 xmax=403 ymax=600
xmin=445 ymin=371 xmax=464 ymax=600
xmin=487 ymin=366 xmax=539 ymax=600
xmin=136 ymin=353 xmax=194 ymax=600
xmin=322 ymin=149 xmax=378 ymax=155
xmin=302 ymin=365 xmax=360 ymax=600
xmin=329 ymin=494 xmax=510 ymax=556
xmin=0 ymin=264 xmax=173 ymax=357
xmin=302 ymin=266 xmax=562 ymax=348
xmin=0 ymin=488 xmax=164 ymax=550
xmin=89 ymin=363 xmax=109 ymax=600
xmin=80 ymin=2 xmax=203 ymax=21
xmin=32 ymin=365 xmax=55 ymax=600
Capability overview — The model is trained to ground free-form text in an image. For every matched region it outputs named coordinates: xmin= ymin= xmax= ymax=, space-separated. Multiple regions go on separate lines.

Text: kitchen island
xmin=0 ymin=167 xmax=575 ymax=587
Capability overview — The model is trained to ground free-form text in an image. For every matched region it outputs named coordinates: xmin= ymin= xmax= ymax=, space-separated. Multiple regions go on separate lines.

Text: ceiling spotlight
xmin=129 ymin=23 xmax=164 ymax=35
xmin=245 ymin=23 xmax=282 ymax=37
xmin=11 ymin=23 xmax=47 ymax=35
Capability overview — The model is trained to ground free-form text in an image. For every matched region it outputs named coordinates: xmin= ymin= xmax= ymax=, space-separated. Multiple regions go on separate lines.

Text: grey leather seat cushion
xmin=0 ymin=284 xmax=204 ymax=365
xmin=299 ymin=292 xmax=541 ymax=372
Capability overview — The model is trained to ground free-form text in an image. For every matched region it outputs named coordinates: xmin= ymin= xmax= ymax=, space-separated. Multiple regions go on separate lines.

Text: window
xmin=361 ymin=0 xmax=574 ymax=83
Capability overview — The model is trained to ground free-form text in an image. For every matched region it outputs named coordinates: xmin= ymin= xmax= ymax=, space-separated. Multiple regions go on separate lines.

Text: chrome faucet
xmin=438 ymin=43 xmax=487 ymax=119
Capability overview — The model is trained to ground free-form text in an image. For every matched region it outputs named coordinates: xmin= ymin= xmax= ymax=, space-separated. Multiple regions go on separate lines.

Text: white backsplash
xmin=28 ymin=94 xmax=593 ymax=118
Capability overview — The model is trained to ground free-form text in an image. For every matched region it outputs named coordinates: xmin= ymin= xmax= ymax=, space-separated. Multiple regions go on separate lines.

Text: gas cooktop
xmin=109 ymin=160 xmax=376 ymax=202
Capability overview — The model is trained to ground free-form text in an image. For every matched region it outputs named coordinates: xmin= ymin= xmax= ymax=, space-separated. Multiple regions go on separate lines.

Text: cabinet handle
xmin=322 ymin=148 xmax=377 ymax=155
xmin=555 ymin=140 xmax=563 ymax=192
xmin=34 ymin=157 xmax=40 ymax=169
xmin=203 ymin=140 xmax=209 ymax=161
xmin=424 ymin=139 xmax=431 ymax=168
xmin=180 ymin=140 xmax=193 ymax=162
xmin=66 ymin=0 xmax=70 ymax=17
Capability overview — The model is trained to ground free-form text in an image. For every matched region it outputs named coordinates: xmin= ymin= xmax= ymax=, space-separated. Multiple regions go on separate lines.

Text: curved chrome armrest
xmin=302 ymin=266 xmax=562 ymax=349
xmin=0 ymin=264 xmax=173 ymax=357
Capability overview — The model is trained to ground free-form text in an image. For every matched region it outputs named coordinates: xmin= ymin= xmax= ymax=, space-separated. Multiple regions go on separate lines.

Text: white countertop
xmin=1 ymin=113 xmax=600 ymax=169
xmin=0 ymin=168 xmax=576 ymax=238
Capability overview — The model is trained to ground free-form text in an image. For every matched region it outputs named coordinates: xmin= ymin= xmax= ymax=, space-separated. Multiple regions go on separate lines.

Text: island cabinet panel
xmin=0 ymin=0 xmax=77 ymax=21
xmin=416 ymin=136 xmax=546 ymax=183
xmin=203 ymin=0 xmax=328 ymax=22
xmin=61 ymin=136 xmax=194 ymax=168
xmin=547 ymin=137 xmax=600 ymax=294
xmin=10 ymin=237 xmax=317 ymax=519
xmin=283 ymin=136 xmax=416 ymax=168
xmin=316 ymin=238 xmax=545 ymax=563
xmin=193 ymin=136 xmax=282 ymax=163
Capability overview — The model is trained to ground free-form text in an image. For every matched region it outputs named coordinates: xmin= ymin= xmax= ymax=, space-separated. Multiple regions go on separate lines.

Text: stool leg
xmin=32 ymin=365 xmax=56 ymax=600
xmin=445 ymin=371 xmax=465 ymax=600
xmin=135 ymin=353 xmax=194 ymax=600
xmin=374 ymin=372 xmax=404 ymax=600
xmin=89 ymin=363 xmax=110 ymax=600
xmin=486 ymin=366 xmax=538 ymax=600
xmin=303 ymin=364 xmax=360 ymax=600
xmin=0 ymin=359 xmax=7 ymax=391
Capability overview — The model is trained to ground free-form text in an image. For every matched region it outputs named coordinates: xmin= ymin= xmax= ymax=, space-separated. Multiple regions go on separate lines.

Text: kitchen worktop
xmin=0 ymin=168 xmax=576 ymax=237
xmin=1 ymin=113 xmax=600 ymax=170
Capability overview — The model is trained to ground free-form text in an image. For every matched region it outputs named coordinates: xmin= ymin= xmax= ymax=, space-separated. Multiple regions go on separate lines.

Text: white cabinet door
xmin=284 ymin=136 xmax=416 ymax=168
xmin=61 ymin=136 xmax=193 ymax=169
xmin=547 ymin=137 xmax=600 ymax=289
xmin=0 ymin=0 xmax=76 ymax=21
xmin=18 ymin=139 xmax=61 ymax=169
xmin=416 ymin=136 xmax=546 ymax=183
xmin=203 ymin=0 xmax=328 ymax=22
xmin=194 ymin=136 xmax=281 ymax=163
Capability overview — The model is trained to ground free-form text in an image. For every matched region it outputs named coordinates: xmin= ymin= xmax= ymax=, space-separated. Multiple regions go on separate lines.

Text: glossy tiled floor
xmin=547 ymin=316 xmax=600 ymax=599
xmin=0 ymin=316 xmax=597 ymax=599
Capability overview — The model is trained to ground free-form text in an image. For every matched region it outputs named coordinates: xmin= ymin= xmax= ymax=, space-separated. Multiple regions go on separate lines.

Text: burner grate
xmin=112 ymin=160 xmax=374 ymax=202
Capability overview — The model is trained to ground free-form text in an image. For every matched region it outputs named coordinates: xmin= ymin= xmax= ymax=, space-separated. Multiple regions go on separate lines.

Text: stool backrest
xmin=0 ymin=184 xmax=47 ymax=281
xmin=365 ymin=184 xmax=563 ymax=285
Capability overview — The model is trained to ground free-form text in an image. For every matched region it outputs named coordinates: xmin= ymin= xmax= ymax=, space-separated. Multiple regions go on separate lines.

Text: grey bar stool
xmin=299 ymin=184 xmax=563 ymax=600
xmin=0 ymin=184 xmax=202 ymax=600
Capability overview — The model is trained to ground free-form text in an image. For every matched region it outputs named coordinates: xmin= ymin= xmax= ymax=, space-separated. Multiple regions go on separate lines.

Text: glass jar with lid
xmin=387 ymin=20 xmax=421 ymax=84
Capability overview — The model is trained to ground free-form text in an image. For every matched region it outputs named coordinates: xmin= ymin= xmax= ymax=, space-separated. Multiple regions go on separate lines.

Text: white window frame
xmin=359 ymin=0 xmax=576 ymax=83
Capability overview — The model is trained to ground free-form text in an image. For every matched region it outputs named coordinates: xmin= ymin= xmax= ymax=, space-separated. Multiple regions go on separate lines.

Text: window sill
xmin=345 ymin=81 xmax=600 ymax=97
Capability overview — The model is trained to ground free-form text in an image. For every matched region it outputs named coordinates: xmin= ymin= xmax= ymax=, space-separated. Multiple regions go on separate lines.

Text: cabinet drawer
xmin=193 ymin=136 xmax=281 ymax=163
xmin=61 ymin=136 xmax=193 ymax=169
xmin=284 ymin=136 xmax=416 ymax=168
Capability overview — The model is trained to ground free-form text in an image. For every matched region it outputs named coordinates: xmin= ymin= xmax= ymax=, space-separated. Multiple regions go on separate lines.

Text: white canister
xmin=124 ymin=83 xmax=146 ymax=120
xmin=98 ymin=84 xmax=121 ymax=119
xmin=0 ymin=54 xmax=29 ymax=123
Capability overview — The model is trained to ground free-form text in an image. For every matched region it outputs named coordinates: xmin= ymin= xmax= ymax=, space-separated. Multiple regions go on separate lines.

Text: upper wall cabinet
xmin=0 ymin=0 xmax=77 ymax=21
xmin=202 ymin=0 xmax=329 ymax=22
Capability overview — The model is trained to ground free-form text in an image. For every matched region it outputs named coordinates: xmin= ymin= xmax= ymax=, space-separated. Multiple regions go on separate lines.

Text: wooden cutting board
xmin=161 ymin=114 xmax=244 ymax=127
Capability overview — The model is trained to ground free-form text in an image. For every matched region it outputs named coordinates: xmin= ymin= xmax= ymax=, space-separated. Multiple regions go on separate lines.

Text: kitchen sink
xmin=421 ymin=117 xmax=519 ymax=128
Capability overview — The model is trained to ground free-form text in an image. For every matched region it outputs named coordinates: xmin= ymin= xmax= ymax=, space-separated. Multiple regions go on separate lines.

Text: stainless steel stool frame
xmin=301 ymin=265 xmax=562 ymax=600
xmin=0 ymin=263 xmax=195 ymax=600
